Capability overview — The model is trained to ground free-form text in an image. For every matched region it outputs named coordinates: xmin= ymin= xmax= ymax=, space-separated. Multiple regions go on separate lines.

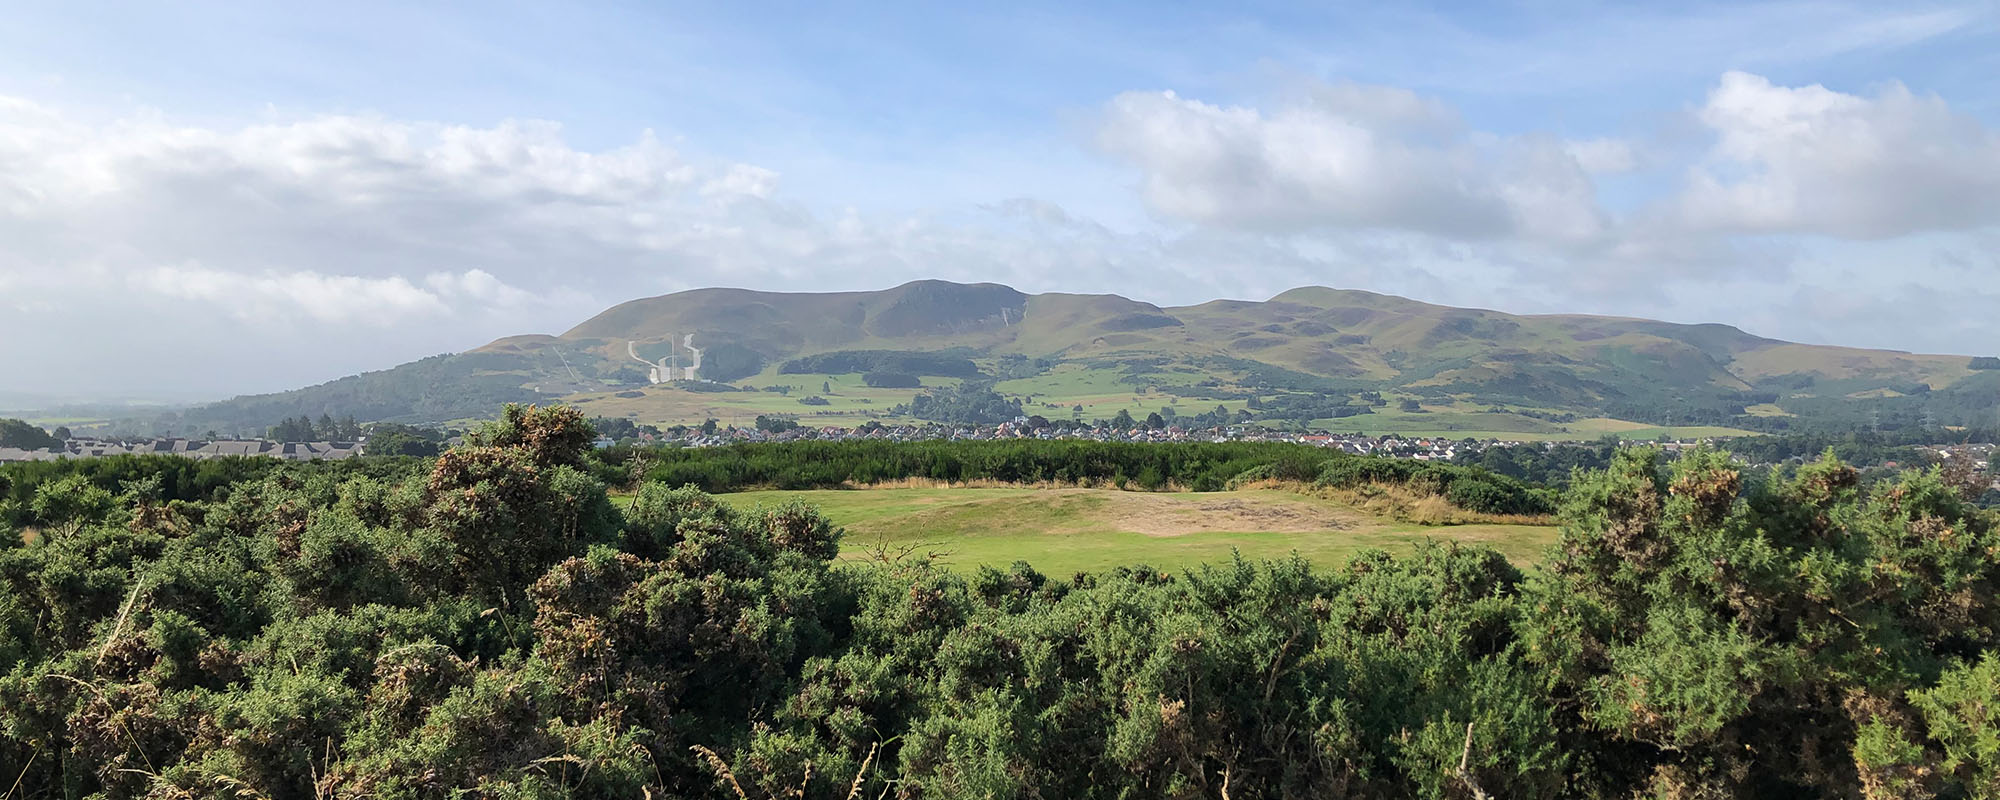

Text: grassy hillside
xmin=129 ymin=279 xmax=1998 ymax=436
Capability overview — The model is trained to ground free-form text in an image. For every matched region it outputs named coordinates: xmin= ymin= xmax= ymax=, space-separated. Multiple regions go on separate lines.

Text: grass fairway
xmin=707 ymin=487 xmax=1557 ymax=574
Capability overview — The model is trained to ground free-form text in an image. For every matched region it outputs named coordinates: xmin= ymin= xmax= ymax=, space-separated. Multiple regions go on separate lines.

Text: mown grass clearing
xmin=699 ymin=486 xmax=1558 ymax=574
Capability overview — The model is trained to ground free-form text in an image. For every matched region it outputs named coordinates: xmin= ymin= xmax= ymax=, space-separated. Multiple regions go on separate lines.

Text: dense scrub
xmin=0 ymin=455 xmax=429 ymax=531
xmin=597 ymin=439 xmax=1556 ymax=515
xmin=1313 ymin=457 xmax=1554 ymax=518
xmin=1453 ymin=438 xmax=1620 ymax=489
xmin=6 ymin=406 xmax=2000 ymax=798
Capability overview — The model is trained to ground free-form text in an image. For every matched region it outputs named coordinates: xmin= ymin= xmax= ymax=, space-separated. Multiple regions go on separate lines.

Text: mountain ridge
xmin=142 ymin=280 xmax=1996 ymax=436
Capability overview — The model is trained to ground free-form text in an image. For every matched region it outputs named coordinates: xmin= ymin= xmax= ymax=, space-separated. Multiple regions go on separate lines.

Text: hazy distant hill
xmin=146 ymin=280 xmax=1997 ymax=436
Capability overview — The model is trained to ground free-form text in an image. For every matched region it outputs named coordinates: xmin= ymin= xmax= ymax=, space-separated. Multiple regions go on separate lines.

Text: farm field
xmin=703 ymin=486 xmax=1559 ymax=574
xmin=558 ymin=361 xmax=1760 ymax=441
xmin=558 ymin=371 xmax=962 ymax=427
xmin=1310 ymin=408 xmax=1761 ymax=442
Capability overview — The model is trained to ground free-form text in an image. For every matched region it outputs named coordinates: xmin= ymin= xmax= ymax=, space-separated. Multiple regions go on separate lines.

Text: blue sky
xmin=2 ymin=1 xmax=1998 ymax=399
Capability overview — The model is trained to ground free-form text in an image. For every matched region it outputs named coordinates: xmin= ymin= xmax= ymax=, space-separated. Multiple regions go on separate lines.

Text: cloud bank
xmin=2 ymin=68 xmax=1997 ymax=399
xmin=1094 ymin=84 xmax=1611 ymax=243
xmin=1677 ymin=71 xmax=2000 ymax=237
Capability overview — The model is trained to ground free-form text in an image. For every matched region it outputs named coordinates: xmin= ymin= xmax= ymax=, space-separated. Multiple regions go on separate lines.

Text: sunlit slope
xmin=158 ymin=279 xmax=1990 ymax=430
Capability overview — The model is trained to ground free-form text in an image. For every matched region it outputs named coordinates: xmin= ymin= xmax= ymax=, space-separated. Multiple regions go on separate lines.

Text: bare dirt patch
xmin=1088 ymin=491 xmax=1359 ymax=537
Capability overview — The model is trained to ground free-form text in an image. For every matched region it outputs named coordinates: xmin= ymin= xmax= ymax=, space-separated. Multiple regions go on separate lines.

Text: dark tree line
xmin=361 ymin=422 xmax=451 ymax=457
xmin=1724 ymin=427 xmax=2000 ymax=466
xmin=892 ymin=383 xmax=1024 ymax=425
xmin=588 ymin=416 xmax=660 ymax=442
xmin=1454 ymin=437 xmax=1623 ymax=488
xmin=862 ymin=371 xmax=922 ymax=388
xmin=267 ymin=414 xmax=362 ymax=442
xmin=0 ymin=418 xmax=62 ymax=450
xmin=779 ymin=349 xmax=981 ymax=377
xmin=593 ymin=439 xmax=1556 ymax=514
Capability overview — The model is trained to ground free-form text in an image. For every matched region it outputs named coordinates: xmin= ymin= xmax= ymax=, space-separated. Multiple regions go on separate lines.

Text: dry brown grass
xmin=850 ymin=476 xmax=1091 ymax=490
xmin=848 ymin=476 xmax=1207 ymax=491
xmin=1233 ymin=479 xmax=1553 ymax=527
xmin=1086 ymin=491 xmax=1358 ymax=537
xmin=692 ymin=742 xmax=882 ymax=800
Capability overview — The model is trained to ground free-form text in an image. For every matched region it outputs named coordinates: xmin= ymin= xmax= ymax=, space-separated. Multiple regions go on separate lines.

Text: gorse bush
xmin=4 ymin=405 xmax=2000 ymax=798
xmin=0 ymin=454 xmax=428 ymax=530
xmin=1316 ymin=455 xmax=1556 ymax=516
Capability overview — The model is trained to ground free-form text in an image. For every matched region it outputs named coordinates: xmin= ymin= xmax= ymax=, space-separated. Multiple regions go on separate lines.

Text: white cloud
xmin=118 ymin=264 xmax=540 ymax=325
xmin=1564 ymin=138 xmax=1637 ymax=174
xmin=129 ymin=265 xmax=449 ymax=323
xmin=0 ymin=101 xmax=745 ymax=393
xmin=1093 ymin=84 xmax=1614 ymax=242
xmin=1675 ymin=71 xmax=2000 ymax=237
xmin=0 ymin=96 xmax=1433 ymax=397
xmin=700 ymin=164 xmax=780 ymax=200
xmin=5 ymin=67 xmax=1999 ymax=401
xmin=424 ymin=268 xmax=535 ymax=307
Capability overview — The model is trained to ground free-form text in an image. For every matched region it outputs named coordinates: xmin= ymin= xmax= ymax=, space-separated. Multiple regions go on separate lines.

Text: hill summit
xmin=154 ymin=280 xmax=1999 ymax=435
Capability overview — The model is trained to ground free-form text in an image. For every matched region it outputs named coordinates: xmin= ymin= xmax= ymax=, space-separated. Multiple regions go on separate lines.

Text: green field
xmin=562 ymin=361 xmax=1761 ymax=442
xmin=1310 ymin=408 xmax=1761 ymax=441
xmin=562 ymin=370 xmax=964 ymax=427
xmin=701 ymin=486 xmax=1558 ymax=574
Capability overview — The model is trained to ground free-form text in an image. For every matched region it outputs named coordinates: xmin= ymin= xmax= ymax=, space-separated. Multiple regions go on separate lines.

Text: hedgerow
xmin=598 ymin=439 xmax=1556 ymax=514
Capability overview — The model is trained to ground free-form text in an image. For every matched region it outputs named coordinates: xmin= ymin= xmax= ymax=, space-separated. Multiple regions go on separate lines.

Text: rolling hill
xmin=144 ymin=280 xmax=2000 ymax=437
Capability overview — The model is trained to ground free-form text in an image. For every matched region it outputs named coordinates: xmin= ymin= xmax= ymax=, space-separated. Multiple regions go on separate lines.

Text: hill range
xmin=143 ymin=280 xmax=2000 ymax=439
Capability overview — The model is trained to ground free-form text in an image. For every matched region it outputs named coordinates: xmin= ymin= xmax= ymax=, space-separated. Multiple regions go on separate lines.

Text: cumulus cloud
xmin=1675 ymin=71 xmax=2000 ymax=237
xmin=1093 ymin=83 xmax=1617 ymax=242
xmin=6 ymin=68 xmax=1999 ymax=400
xmin=0 ymin=99 xmax=777 ymax=394
xmin=0 ymin=96 xmax=1436 ymax=397
xmin=0 ymin=98 xmax=715 ymax=307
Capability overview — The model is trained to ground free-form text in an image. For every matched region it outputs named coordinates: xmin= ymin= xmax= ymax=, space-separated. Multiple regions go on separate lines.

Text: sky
xmin=3 ymin=0 xmax=1999 ymax=402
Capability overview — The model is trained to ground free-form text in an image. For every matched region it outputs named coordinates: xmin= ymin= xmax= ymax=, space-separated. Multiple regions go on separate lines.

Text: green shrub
xmin=11 ymin=410 xmax=1998 ymax=799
